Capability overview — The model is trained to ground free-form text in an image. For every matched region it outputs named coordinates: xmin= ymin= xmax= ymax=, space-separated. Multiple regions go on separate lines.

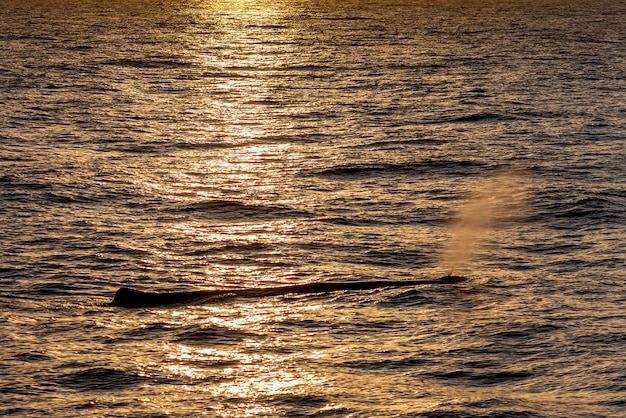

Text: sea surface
xmin=1 ymin=0 xmax=625 ymax=416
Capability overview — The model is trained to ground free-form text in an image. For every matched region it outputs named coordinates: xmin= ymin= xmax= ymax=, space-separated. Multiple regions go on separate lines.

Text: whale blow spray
xmin=440 ymin=169 xmax=530 ymax=275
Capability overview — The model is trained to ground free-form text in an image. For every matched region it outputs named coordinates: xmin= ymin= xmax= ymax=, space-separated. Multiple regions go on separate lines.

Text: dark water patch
xmin=531 ymin=194 xmax=626 ymax=225
xmin=270 ymin=317 xmax=330 ymax=330
xmin=221 ymin=65 xmax=273 ymax=73
xmin=319 ymin=216 xmax=396 ymax=226
xmin=491 ymin=330 xmax=535 ymax=339
xmin=246 ymin=23 xmax=289 ymax=29
xmin=13 ymin=352 xmax=53 ymax=362
xmin=99 ymin=243 xmax=151 ymax=256
xmin=110 ymin=143 xmax=168 ymax=154
xmin=267 ymin=393 xmax=329 ymax=407
xmin=0 ymin=174 xmax=52 ymax=190
xmin=0 ymin=408 xmax=38 ymax=417
xmin=171 ymin=199 xmax=313 ymax=220
xmin=0 ymin=267 xmax=28 ymax=278
xmin=0 ymin=174 xmax=19 ymax=184
xmin=0 ymin=153 xmax=30 ymax=162
xmin=120 ymin=322 xmax=177 ymax=339
xmin=468 ymin=370 xmax=535 ymax=384
xmin=42 ymin=191 xmax=99 ymax=205
xmin=258 ymin=133 xmax=331 ymax=144
xmin=199 ymin=70 xmax=254 ymax=79
xmin=354 ymin=138 xmax=446 ymax=150
xmin=100 ymin=58 xmax=194 ymax=69
xmin=555 ymin=196 xmax=625 ymax=220
xmin=71 ymin=397 xmax=170 ymax=418
xmin=460 ymin=360 xmax=503 ymax=370
xmin=173 ymin=141 xmax=234 ymax=150
xmin=479 ymin=321 xmax=562 ymax=348
xmin=119 ymin=321 xmax=255 ymax=345
xmin=598 ymin=399 xmax=626 ymax=406
xmin=173 ymin=324 xmax=255 ymax=346
xmin=341 ymin=356 xmax=431 ymax=370
xmin=315 ymin=16 xmax=372 ymax=21
xmin=57 ymin=367 xmax=147 ymax=391
xmin=30 ymin=282 xmax=82 ymax=296
xmin=183 ymin=242 xmax=274 ymax=256
xmin=67 ymin=45 xmax=94 ymax=51
xmin=573 ymin=331 xmax=626 ymax=345
xmin=291 ymin=109 xmax=340 ymax=120
xmin=431 ymin=112 xmax=520 ymax=124
xmin=462 ymin=399 xmax=515 ymax=410
xmin=265 ymin=394 xmax=340 ymax=417
xmin=206 ymin=257 xmax=296 ymax=268
xmin=424 ymin=369 xmax=533 ymax=385
xmin=310 ymin=159 xmax=484 ymax=178
xmin=244 ymin=98 xmax=282 ymax=106
xmin=415 ymin=410 xmax=542 ymax=418
xmin=377 ymin=289 xmax=434 ymax=306
xmin=523 ymin=241 xmax=590 ymax=256
xmin=279 ymin=64 xmax=335 ymax=72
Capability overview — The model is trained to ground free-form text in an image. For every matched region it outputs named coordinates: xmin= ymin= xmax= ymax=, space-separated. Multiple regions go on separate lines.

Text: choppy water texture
xmin=1 ymin=0 xmax=625 ymax=416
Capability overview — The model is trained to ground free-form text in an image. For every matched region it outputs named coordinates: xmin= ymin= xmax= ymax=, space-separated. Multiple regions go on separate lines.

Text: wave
xmin=535 ymin=194 xmax=625 ymax=223
xmin=173 ymin=141 xmax=236 ymax=150
xmin=376 ymin=289 xmax=434 ymax=306
xmin=415 ymin=406 xmax=543 ymax=418
xmin=354 ymin=138 xmax=446 ymax=150
xmin=57 ymin=367 xmax=146 ymax=391
xmin=173 ymin=324 xmax=255 ymax=346
xmin=30 ymin=282 xmax=83 ymax=296
xmin=311 ymin=159 xmax=484 ymax=177
xmin=557 ymin=196 xmax=624 ymax=219
xmin=423 ymin=112 xmax=521 ymax=124
xmin=100 ymin=58 xmax=194 ymax=69
xmin=319 ymin=216 xmax=397 ymax=226
xmin=171 ymin=199 xmax=313 ymax=219
xmin=278 ymin=64 xmax=335 ymax=72
xmin=183 ymin=242 xmax=273 ymax=256
xmin=341 ymin=356 xmax=430 ymax=370
xmin=245 ymin=23 xmax=288 ymax=30
xmin=12 ymin=352 xmax=53 ymax=362
xmin=0 ymin=174 xmax=52 ymax=190
xmin=310 ymin=16 xmax=372 ymax=21
xmin=424 ymin=368 xmax=533 ymax=384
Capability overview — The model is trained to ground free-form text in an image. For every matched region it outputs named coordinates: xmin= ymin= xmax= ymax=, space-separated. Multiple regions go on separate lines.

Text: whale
xmin=110 ymin=275 xmax=468 ymax=308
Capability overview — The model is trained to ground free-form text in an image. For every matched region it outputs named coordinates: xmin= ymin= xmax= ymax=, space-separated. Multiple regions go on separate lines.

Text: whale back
xmin=111 ymin=287 xmax=150 ymax=308
xmin=110 ymin=276 xmax=469 ymax=308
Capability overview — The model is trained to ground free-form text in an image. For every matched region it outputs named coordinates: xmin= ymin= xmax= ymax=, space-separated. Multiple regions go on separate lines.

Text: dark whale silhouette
xmin=110 ymin=275 xmax=468 ymax=308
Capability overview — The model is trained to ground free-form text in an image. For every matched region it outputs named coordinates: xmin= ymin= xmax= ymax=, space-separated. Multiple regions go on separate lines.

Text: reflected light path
xmin=149 ymin=1 xmax=327 ymax=411
xmin=126 ymin=297 xmax=467 ymax=416
xmin=142 ymin=302 xmax=331 ymax=417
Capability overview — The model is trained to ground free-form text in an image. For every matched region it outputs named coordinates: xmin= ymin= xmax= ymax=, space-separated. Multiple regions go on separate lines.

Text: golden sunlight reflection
xmin=124 ymin=2 xmax=370 ymax=412
xmin=205 ymin=0 xmax=292 ymax=17
xmin=127 ymin=0 xmax=312 ymax=290
xmin=197 ymin=0 xmax=301 ymax=146
xmin=148 ymin=301 xmax=330 ymax=417
xmin=112 ymin=295 xmax=497 ymax=416
xmin=171 ymin=220 xmax=299 ymax=245
xmin=168 ymin=220 xmax=305 ymax=286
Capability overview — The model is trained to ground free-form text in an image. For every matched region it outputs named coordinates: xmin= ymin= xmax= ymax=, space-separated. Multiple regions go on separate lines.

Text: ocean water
xmin=1 ymin=0 xmax=625 ymax=416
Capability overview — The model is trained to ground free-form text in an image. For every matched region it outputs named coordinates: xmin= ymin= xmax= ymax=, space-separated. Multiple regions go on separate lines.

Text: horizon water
xmin=1 ymin=0 xmax=625 ymax=417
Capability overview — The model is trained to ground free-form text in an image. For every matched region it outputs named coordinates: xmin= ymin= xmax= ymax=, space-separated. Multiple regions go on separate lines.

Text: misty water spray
xmin=440 ymin=169 xmax=530 ymax=275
